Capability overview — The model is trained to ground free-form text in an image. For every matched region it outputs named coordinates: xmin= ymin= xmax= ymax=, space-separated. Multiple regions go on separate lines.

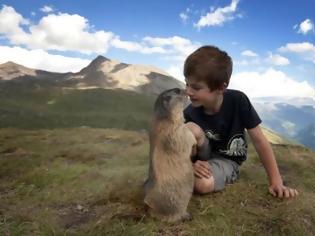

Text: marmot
xmin=144 ymin=88 xmax=196 ymax=222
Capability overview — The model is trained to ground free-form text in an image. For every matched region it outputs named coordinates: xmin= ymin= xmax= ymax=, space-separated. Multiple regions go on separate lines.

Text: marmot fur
xmin=144 ymin=88 xmax=196 ymax=222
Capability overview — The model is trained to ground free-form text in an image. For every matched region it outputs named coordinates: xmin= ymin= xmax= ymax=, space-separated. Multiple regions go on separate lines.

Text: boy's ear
xmin=218 ymin=82 xmax=227 ymax=92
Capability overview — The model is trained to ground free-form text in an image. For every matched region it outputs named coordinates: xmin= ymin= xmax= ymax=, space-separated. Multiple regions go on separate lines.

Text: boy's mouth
xmin=189 ymin=97 xmax=198 ymax=103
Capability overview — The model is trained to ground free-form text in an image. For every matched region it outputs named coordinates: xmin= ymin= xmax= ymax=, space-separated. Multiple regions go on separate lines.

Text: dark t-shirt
xmin=184 ymin=89 xmax=261 ymax=165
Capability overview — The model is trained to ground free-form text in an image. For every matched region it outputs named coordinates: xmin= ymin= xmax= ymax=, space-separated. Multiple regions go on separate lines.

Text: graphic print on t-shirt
xmin=219 ymin=134 xmax=246 ymax=156
xmin=205 ymin=130 xmax=220 ymax=141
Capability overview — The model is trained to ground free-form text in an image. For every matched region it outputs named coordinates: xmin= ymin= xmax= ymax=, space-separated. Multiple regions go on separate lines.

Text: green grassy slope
xmin=0 ymin=128 xmax=315 ymax=235
xmin=0 ymin=82 xmax=155 ymax=130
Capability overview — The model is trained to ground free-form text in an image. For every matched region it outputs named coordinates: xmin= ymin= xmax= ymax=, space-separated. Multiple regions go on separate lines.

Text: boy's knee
xmin=185 ymin=122 xmax=206 ymax=145
xmin=194 ymin=177 xmax=215 ymax=194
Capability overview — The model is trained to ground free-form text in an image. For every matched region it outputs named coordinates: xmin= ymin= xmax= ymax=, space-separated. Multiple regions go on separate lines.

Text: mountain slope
xmin=254 ymin=99 xmax=315 ymax=150
xmin=0 ymin=56 xmax=184 ymax=95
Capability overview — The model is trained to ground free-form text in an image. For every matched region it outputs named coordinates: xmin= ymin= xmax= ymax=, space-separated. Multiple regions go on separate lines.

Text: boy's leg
xmin=207 ymin=156 xmax=240 ymax=192
xmin=193 ymin=158 xmax=240 ymax=194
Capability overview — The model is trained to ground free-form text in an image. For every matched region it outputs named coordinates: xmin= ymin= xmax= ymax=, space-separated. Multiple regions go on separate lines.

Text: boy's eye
xmin=189 ymin=85 xmax=201 ymax=91
xmin=186 ymin=84 xmax=200 ymax=89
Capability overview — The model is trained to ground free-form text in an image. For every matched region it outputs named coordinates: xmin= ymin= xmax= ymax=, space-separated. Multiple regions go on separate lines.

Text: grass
xmin=1 ymin=127 xmax=315 ymax=235
xmin=0 ymin=83 xmax=155 ymax=130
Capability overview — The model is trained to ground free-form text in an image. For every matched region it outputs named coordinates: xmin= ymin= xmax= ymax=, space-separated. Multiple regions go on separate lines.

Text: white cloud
xmin=0 ymin=46 xmax=90 ymax=72
xmin=0 ymin=5 xmax=199 ymax=60
xmin=230 ymin=68 xmax=315 ymax=98
xmin=0 ymin=5 xmax=114 ymax=54
xmin=0 ymin=5 xmax=29 ymax=37
xmin=143 ymin=36 xmax=200 ymax=61
xmin=279 ymin=42 xmax=315 ymax=63
xmin=180 ymin=12 xmax=188 ymax=23
xmin=194 ymin=0 xmax=240 ymax=29
xmin=241 ymin=50 xmax=258 ymax=57
xmin=267 ymin=52 xmax=290 ymax=66
xmin=297 ymin=19 xmax=314 ymax=34
xmin=110 ymin=37 xmax=168 ymax=54
xmin=279 ymin=42 xmax=315 ymax=53
xmin=40 ymin=5 xmax=54 ymax=13
xmin=180 ymin=7 xmax=191 ymax=24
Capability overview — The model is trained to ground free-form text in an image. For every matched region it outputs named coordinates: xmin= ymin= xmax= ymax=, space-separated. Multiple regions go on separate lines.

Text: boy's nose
xmin=185 ymin=87 xmax=193 ymax=96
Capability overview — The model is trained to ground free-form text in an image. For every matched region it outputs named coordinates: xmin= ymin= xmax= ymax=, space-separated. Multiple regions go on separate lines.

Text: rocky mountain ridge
xmin=0 ymin=56 xmax=184 ymax=95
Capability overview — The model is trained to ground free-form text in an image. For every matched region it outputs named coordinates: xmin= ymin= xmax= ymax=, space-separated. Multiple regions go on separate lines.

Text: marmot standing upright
xmin=144 ymin=88 xmax=196 ymax=222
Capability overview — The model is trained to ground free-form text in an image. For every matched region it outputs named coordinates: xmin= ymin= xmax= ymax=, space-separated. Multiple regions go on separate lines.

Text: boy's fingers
xmin=277 ymin=188 xmax=283 ymax=198
xmin=194 ymin=170 xmax=209 ymax=179
xmin=289 ymin=188 xmax=298 ymax=197
xmin=269 ymin=187 xmax=277 ymax=197
xmin=194 ymin=171 xmax=203 ymax=178
xmin=194 ymin=165 xmax=211 ymax=178
xmin=284 ymin=188 xmax=290 ymax=198
xmin=269 ymin=185 xmax=299 ymax=198
xmin=198 ymin=161 xmax=212 ymax=175
xmin=194 ymin=161 xmax=211 ymax=176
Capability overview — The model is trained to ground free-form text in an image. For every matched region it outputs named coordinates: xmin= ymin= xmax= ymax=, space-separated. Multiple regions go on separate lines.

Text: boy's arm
xmin=247 ymin=125 xmax=298 ymax=198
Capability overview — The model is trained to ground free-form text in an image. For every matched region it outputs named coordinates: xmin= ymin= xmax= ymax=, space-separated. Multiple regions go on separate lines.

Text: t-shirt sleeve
xmin=239 ymin=92 xmax=261 ymax=129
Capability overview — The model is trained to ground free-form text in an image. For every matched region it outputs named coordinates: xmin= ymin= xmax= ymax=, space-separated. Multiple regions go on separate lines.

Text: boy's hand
xmin=269 ymin=184 xmax=299 ymax=198
xmin=193 ymin=160 xmax=212 ymax=179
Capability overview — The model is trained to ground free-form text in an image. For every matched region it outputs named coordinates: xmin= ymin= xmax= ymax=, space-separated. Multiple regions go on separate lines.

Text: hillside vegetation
xmin=0 ymin=83 xmax=155 ymax=130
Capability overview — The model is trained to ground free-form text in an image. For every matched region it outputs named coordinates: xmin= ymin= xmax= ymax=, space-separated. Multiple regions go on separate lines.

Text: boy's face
xmin=185 ymin=78 xmax=222 ymax=108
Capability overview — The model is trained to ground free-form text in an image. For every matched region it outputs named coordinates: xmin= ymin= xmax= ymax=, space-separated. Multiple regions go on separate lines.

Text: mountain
xmin=295 ymin=123 xmax=315 ymax=149
xmin=0 ymin=56 xmax=184 ymax=95
xmin=0 ymin=61 xmax=69 ymax=81
xmin=0 ymin=61 xmax=36 ymax=80
xmin=253 ymin=98 xmax=315 ymax=150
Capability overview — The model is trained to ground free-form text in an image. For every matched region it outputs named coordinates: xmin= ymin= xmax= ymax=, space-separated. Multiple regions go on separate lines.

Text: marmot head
xmin=154 ymin=88 xmax=188 ymax=121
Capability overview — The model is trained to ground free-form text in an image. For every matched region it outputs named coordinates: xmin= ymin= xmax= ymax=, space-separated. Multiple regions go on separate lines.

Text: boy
xmin=184 ymin=45 xmax=298 ymax=198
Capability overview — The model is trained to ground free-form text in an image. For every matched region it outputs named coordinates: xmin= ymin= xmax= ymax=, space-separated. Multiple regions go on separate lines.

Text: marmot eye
xmin=163 ymin=95 xmax=171 ymax=102
xmin=173 ymin=88 xmax=181 ymax=94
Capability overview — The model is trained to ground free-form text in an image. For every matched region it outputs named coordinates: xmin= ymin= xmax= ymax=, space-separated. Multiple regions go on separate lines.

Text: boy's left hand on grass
xmin=269 ymin=184 xmax=299 ymax=198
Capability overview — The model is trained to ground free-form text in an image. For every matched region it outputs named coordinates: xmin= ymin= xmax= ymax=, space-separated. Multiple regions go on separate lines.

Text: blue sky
xmin=0 ymin=0 xmax=315 ymax=99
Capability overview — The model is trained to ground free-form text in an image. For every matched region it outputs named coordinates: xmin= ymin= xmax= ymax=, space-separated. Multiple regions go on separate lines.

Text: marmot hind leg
xmin=164 ymin=211 xmax=192 ymax=223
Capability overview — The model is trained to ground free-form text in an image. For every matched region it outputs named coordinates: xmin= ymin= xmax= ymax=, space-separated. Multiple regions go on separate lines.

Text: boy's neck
xmin=203 ymin=94 xmax=224 ymax=115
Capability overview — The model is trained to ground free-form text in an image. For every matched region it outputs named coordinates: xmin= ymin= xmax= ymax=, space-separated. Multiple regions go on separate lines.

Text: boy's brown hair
xmin=184 ymin=45 xmax=233 ymax=91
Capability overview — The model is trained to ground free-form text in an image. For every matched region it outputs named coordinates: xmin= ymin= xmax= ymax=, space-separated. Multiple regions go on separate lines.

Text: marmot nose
xmin=179 ymin=89 xmax=187 ymax=96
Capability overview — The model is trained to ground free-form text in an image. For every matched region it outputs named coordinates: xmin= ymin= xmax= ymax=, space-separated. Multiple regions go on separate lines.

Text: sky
xmin=0 ymin=0 xmax=315 ymax=100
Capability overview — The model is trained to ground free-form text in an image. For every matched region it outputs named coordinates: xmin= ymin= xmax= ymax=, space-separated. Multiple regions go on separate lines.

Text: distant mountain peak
xmin=89 ymin=55 xmax=110 ymax=66
xmin=0 ymin=61 xmax=24 ymax=68
xmin=78 ymin=55 xmax=111 ymax=74
xmin=94 ymin=55 xmax=110 ymax=63
xmin=0 ymin=61 xmax=36 ymax=80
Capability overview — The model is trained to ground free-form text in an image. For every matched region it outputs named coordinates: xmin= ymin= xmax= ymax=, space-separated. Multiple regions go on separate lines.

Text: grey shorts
xmin=208 ymin=155 xmax=240 ymax=191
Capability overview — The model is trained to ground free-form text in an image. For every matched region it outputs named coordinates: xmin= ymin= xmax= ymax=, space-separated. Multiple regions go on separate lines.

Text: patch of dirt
xmin=154 ymin=225 xmax=187 ymax=236
xmin=0 ymin=147 xmax=29 ymax=156
xmin=57 ymin=204 xmax=97 ymax=229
